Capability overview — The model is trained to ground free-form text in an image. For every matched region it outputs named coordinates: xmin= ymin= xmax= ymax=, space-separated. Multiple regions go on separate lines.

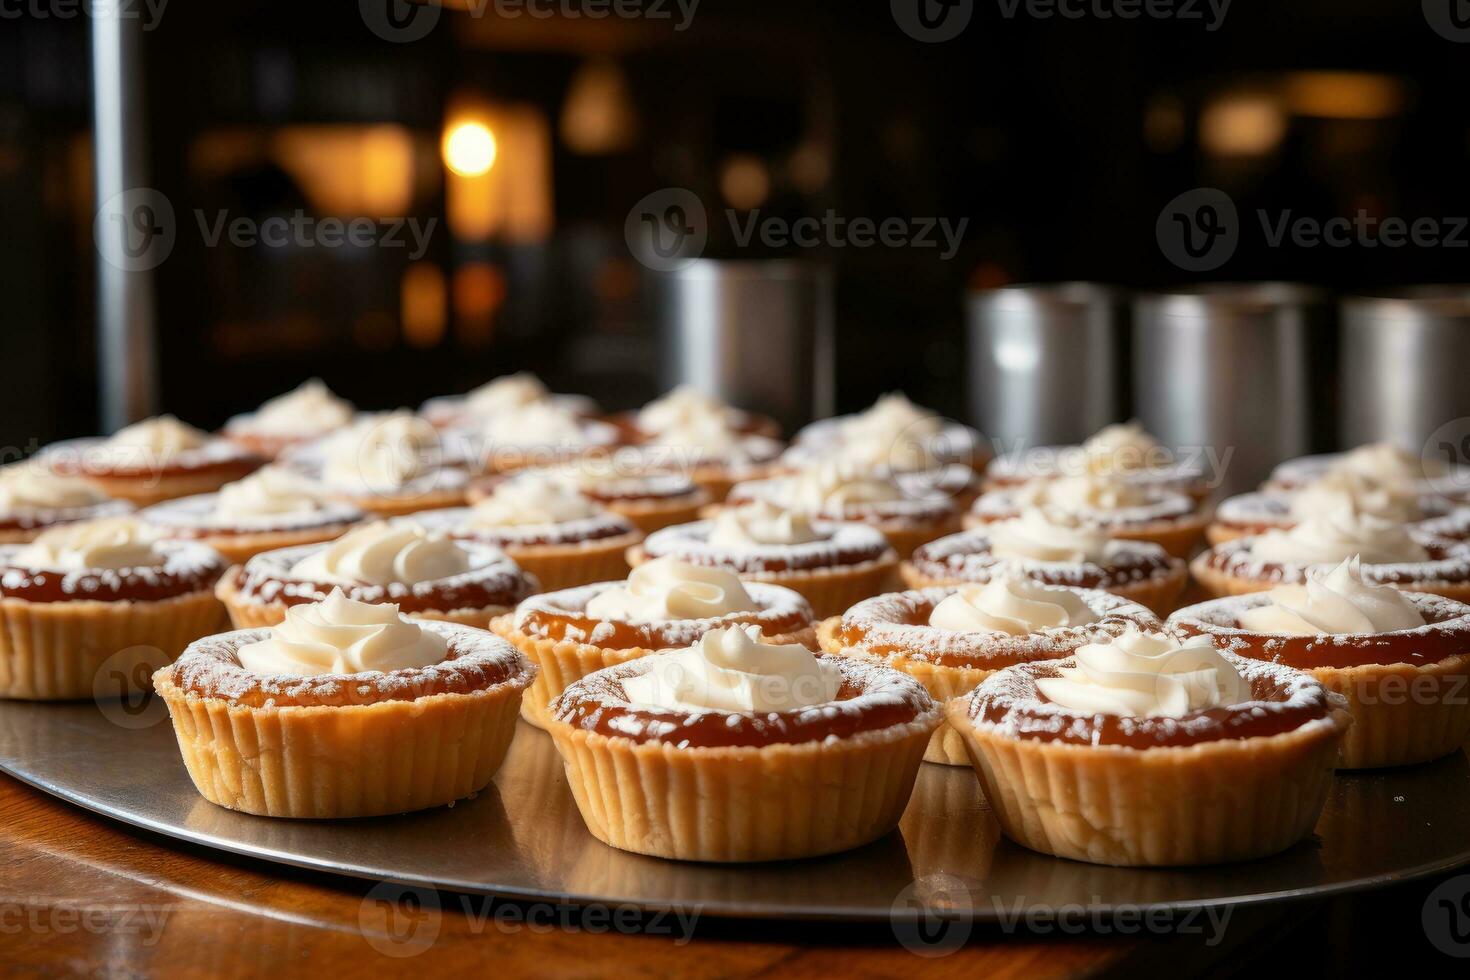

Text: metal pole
xmin=91 ymin=6 xmax=157 ymax=432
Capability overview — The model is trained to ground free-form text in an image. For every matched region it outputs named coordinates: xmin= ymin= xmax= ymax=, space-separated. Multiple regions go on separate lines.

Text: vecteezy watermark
xmin=1423 ymin=874 xmax=1470 ymax=958
xmin=1157 ymin=187 xmax=1470 ymax=271
xmin=624 ymin=187 xmax=968 ymax=272
xmin=1423 ymin=0 xmax=1470 ymax=43
xmin=990 ymin=896 xmax=1232 ymax=944
xmin=989 ymin=435 xmax=1235 ymax=490
xmin=94 ymin=188 xmax=437 ymax=272
xmin=360 ymin=0 xmax=699 ymax=44
xmin=92 ymin=646 xmax=171 ymax=730
xmin=891 ymin=874 xmax=975 ymax=956
xmin=0 ymin=0 xmax=169 ymax=31
xmin=358 ymin=882 xmax=700 ymax=957
xmin=1422 ymin=418 xmax=1470 ymax=499
xmin=890 ymin=0 xmax=1229 ymax=42
xmin=1155 ymin=187 xmax=1239 ymax=272
xmin=0 ymin=897 xmax=174 ymax=945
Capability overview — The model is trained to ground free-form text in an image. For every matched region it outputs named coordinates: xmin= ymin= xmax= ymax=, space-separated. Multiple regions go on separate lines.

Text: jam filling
xmin=0 ymin=545 xmax=227 ymax=603
xmin=970 ymin=663 xmax=1333 ymax=749
xmin=516 ymin=605 xmax=812 ymax=651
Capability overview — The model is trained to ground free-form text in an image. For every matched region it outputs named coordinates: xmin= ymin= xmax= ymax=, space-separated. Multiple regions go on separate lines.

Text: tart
xmin=1190 ymin=508 xmax=1470 ymax=603
xmin=221 ymin=379 xmax=356 ymax=459
xmin=402 ymin=472 xmax=641 ymax=590
xmin=545 ymin=624 xmax=938 ymax=861
xmin=1206 ymin=470 xmax=1457 ymax=545
xmin=788 ymin=392 xmax=991 ymax=474
xmin=491 ymin=557 xmax=817 ymax=727
xmin=723 ymin=463 xmax=965 ymax=558
xmin=982 ymin=421 xmax=1212 ymax=501
xmin=902 ymin=509 xmax=1189 ymax=615
xmin=469 ymin=402 xmax=622 ymax=474
xmin=216 ymin=521 xmax=538 ymax=630
xmin=0 ymin=463 xmax=132 ymax=544
xmin=285 ymin=411 xmax=473 ymax=517
xmin=154 ymin=589 xmax=534 ymax=818
xmin=420 ymin=371 xmax=598 ymax=429
xmin=966 ymin=475 xmax=1208 ymax=558
xmin=139 ymin=467 xmax=362 ymax=563
xmin=636 ymin=420 xmax=787 ymax=503
xmin=1171 ymin=557 xmax=1470 ymax=769
xmin=628 ymin=501 xmax=899 ymax=618
xmin=0 ymin=518 xmax=228 ymax=700
xmin=946 ymin=627 xmax=1351 ymax=866
xmin=1264 ymin=442 xmax=1470 ymax=499
xmin=471 ymin=459 xmax=711 ymax=535
xmin=818 ymin=580 xmax=1160 ymax=765
xmin=618 ymin=384 xmax=781 ymax=441
xmin=43 ymin=416 xmax=263 ymax=507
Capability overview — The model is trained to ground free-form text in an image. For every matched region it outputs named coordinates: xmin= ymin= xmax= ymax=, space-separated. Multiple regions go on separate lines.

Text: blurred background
xmin=2 ymin=0 xmax=1466 ymax=465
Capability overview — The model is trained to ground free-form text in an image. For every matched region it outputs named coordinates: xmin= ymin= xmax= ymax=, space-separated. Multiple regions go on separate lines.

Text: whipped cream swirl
xmin=784 ymin=464 xmax=902 ymax=512
xmin=214 ymin=468 xmax=328 ymax=521
xmin=929 ymin=576 xmax=1099 ymax=635
xmin=707 ymin=501 xmax=825 ymax=548
xmin=621 ymin=625 xmax=840 ymax=713
xmin=1082 ymin=421 xmax=1167 ymax=474
xmin=584 ymin=557 xmax=757 ymax=622
xmin=1014 ymin=474 xmax=1148 ymax=513
xmin=235 ymin=588 xmax=447 ymax=676
xmin=321 ymin=412 xmax=440 ymax=492
xmin=465 ymin=372 xmax=550 ymax=417
xmin=1035 ymin=628 xmax=1247 ymax=718
xmin=289 ymin=521 xmax=471 ymax=586
xmin=988 ymin=508 xmax=1116 ymax=564
xmin=1238 ymin=556 xmax=1426 ymax=635
xmin=13 ymin=518 xmax=162 ymax=571
xmin=637 ymin=385 xmax=738 ymax=434
xmin=483 ymin=402 xmax=593 ymax=449
xmin=1329 ymin=442 xmax=1441 ymax=484
xmin=469 ymin=474 xmax=600 ymax=527
xmin=248 ymin=380 xmax=354 ymax=435
xmin=0 ymin=464 xmax=109 ymax=511
xmin=1289 ymin=471 xmax=1422 ymax=524
xmin=106 ymin=416 xmax=209 ymax=454
xmin=1250 ymin=508 xmax=1429 ymax=566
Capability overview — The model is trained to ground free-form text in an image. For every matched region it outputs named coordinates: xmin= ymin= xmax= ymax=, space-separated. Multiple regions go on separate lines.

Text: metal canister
xmin=654 ymin=259 xmax=834 ymax=433
xmin=966 ymin=283 xmax=1124 ymax=449
xmin=1340 ymin=289 xmax=1470 ymax=450
xmin=1132 ymin=284 xmax=1329 ymax=496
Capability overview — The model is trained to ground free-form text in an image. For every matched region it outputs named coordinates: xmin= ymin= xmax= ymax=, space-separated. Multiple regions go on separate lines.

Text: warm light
xmin=560 ymin=59 xmax=637 ymax=155
xmin=401 ymin=263 xmax=447 ymax=348
xmin=443 ymin=121 xmax=498 ymax=177
xmin=445 ymin=104 xmax=553 ymax=244
xmin=719 ymin=155 xmax=770 ymax=210
xmin=453 ymin=262 xmax=505 ymax=347
xmin=1200 ymin=93 xmax=1286 ymax=157
xmin=1283 ymin=72 xmax=1406 ymax=120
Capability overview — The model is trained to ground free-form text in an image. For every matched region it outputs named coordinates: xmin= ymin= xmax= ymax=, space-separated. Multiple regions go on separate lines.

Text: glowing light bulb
xmin=443 ymin=121 xmax=497 ymax=177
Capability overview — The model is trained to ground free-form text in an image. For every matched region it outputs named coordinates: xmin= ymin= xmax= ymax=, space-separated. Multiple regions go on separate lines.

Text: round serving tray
xmin=1 ymin=699 xmax=1467 ymax=921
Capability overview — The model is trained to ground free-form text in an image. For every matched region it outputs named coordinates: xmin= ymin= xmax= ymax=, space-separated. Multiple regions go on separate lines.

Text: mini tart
xmin=404 ymin=507 xmax=643 ymax=591
xmin=491 ymin=581 xmax=817 ymax=728
xmin=723 ymin=475 xmax=965 ymax=559
xmin=221 ymin=415 xmax=357 ymax=461
xmin=628 ymin=519 xmax=898 ymax=619
xmin=608 ymin=406 xmax=783 ymax=442
xmin=1171 ymin=592 xmax=1470 ymax=769
xmin=1264 ymin=450 xmax=1470 ymax=498
xmin=983 ymin=447 xmax=1210 ymax=501
xmin=1206 ymin=491 xmax=1464 ymax=546
xmin=946 ymin=654 xmax=1350 ymax=866
xmin=545 ymin=653 xmax=939 ymax=862
xmin=0 ymin=541 xmax=229 ymax=700
xmin=818 ymin=587 xmax=1160 ymax=766
xmin=476 ymin=419 xmax=624 ymax=475
xmin=965 ymin=486 xmax=1208 ymax=558
xmin=153 ymin=622 xmax=535 ymax=818
xmin=0 ymin=497 xmax=133 ymax=545
xmin=1189 ymin=535 xmax=1470 ymax=604
xmin=791 ymin=415 xmax=992 ymax=474
xmin=645 ymin=442 xmax=788 ymax=504
xmin=42 ymin=438 xmax=263 ymax=507
xmin=901 ymin=529 xmax=1188 ymax=617
xmin=470 ymin=471 xmax=711 ymax=535
xmin=216 ymin=541 xmax=538 ymax=630
xmin=139 ymin=493 xmax=363 ymax=564
xmin=316 ymin=467 xmax=472 ymax=519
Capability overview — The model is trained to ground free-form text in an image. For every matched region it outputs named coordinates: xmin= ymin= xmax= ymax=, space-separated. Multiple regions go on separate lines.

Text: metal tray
xmin=2 ymin=699 xmax=1468 ymax=921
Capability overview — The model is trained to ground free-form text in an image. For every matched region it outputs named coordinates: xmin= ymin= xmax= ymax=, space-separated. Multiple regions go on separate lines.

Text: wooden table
xmin=0 ymin=772 xmax=1456 ymax=977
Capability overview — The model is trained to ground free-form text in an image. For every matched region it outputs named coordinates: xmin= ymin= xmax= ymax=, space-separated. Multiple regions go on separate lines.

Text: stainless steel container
xmin=655 ymin=259 xmax=834 ymax=433
xmin=1132 ymin=284 xmax=1329 ymax=496
xmin=1341 ymin=289 xmax=1470 ymax=450
xmin=966 ymin=283 xmax=1124 ymax=448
